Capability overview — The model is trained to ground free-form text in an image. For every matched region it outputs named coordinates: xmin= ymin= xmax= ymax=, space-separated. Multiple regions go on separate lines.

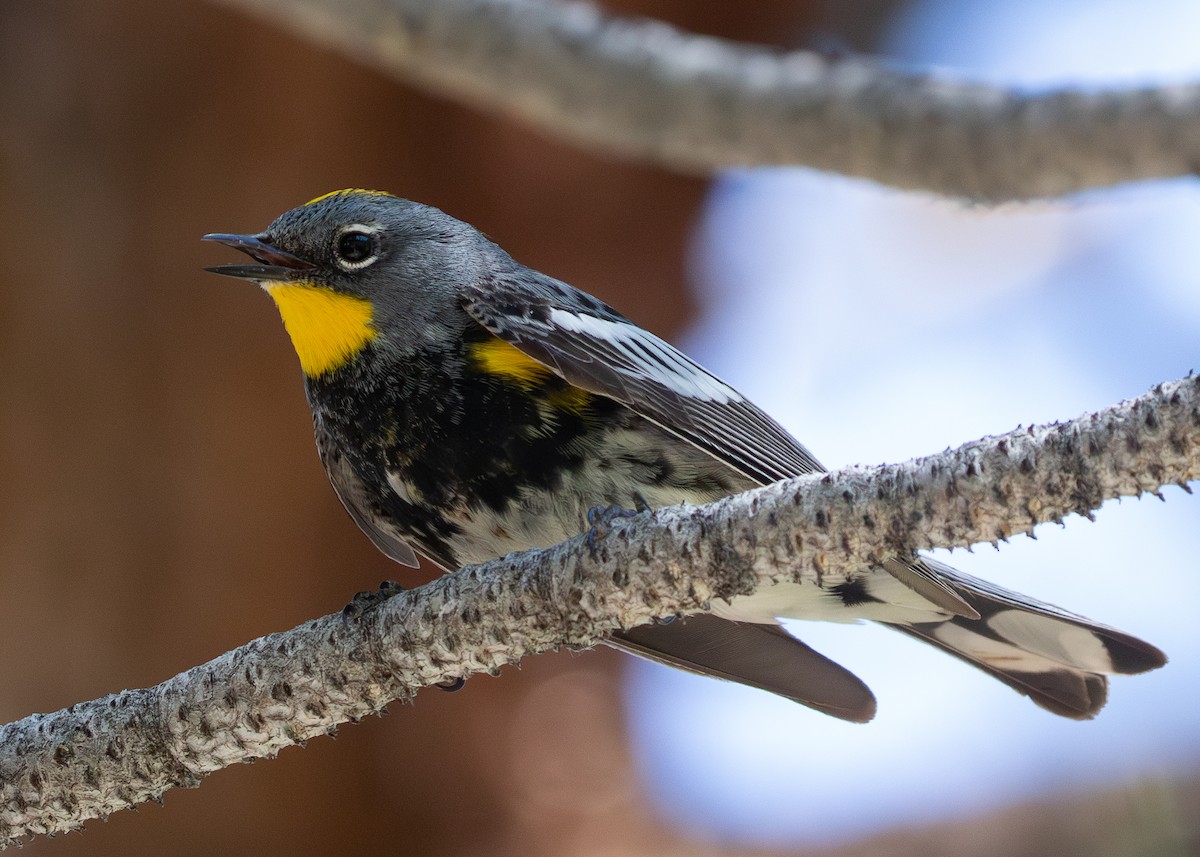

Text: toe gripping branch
xmin=585 ymin=500 xmax=646 ymax=555
xmin=342 ymin=581 xmax=466 ymax=692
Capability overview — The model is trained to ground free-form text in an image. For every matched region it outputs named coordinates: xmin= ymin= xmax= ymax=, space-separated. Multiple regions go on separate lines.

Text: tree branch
xmin=206 ymin=0 xmax=1200 ymax=200
xmin=1 ymin=373 xmax=1197 ymax=846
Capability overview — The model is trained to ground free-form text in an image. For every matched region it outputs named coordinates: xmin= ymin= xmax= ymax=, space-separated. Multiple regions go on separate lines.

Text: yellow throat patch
xmin=263 ymin=282 xmax=377 ymax=377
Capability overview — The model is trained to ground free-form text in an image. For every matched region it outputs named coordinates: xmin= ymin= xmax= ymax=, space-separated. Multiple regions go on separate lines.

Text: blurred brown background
xmin=0 ymin=2 xmax=1195 ymax=855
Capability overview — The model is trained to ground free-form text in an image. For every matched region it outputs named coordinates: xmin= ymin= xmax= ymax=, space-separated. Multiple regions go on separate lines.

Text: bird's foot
xmin=341 ymin=582 xmax=465 ymax=692
xmin=341 ymin=580 xmax=406 ymax=621
xmin=585 ymin=502 xmax=645 ymax=555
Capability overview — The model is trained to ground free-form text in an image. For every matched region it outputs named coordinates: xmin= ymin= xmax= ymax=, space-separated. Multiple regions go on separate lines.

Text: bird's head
xmin=204 ymin=189 xmax=492 ymax=377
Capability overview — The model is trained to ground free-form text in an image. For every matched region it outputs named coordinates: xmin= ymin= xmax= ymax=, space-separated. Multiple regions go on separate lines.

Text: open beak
xmin=202 ymin=233 xmax=317 ymax=281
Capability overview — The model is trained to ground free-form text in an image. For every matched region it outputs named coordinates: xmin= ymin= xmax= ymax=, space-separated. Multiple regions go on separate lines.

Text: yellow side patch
xmin=304 ymin=188 xmax=394 ymax=207
xmin=470 ymin=339 xmax=592 ymax=412
xmin=545 ymin=384 xmax=594 ymax=414
xmin=471 ymin=338 xmax=551 ymax=385
xmin=264 ymin=283 xmax=377 ymax=377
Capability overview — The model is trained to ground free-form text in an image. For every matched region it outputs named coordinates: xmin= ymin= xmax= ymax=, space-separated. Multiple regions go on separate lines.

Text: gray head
xmin=204 ymin=190 xmax=507 ymax=376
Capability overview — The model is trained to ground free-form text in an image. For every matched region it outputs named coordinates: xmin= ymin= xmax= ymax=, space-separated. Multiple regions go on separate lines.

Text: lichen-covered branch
xmin=1 ymin=373 xmax=1197 ymax=846
xmin=206 ymin=0 xmax=1200 ymax=200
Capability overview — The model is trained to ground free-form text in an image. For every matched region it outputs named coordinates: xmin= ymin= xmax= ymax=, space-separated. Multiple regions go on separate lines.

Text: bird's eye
xmin=333 ymin=227 xmax=378 ymax=270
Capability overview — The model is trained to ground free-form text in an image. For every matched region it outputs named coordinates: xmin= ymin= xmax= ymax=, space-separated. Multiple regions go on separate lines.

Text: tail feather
xmin=886 ymin=557 xmax=1167 ymax=719
xmin=892 ymin=621 xmax=1109 ymax=718
xmin=609 ymin=615 xmax=878 ymax=723
xmin=916 ymin=557 xmax=1167 ymax=674
xmin=606 ymin=554 xmax=1164 ymax=720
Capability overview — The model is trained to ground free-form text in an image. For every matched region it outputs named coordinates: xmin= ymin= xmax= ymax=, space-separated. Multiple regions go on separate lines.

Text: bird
xmin=204 ymin=189 xmax=1166 ymax=722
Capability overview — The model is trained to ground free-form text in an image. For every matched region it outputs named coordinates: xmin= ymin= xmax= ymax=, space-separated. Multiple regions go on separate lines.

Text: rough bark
xmin=0 ymin=373 xmax=1196 ymax=847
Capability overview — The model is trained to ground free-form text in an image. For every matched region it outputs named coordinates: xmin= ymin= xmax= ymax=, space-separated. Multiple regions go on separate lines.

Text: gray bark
xmin=1 ymin=373 xmax=1197 ymax=846
xmin=208 ymin=0 xmax=1200 ymax=200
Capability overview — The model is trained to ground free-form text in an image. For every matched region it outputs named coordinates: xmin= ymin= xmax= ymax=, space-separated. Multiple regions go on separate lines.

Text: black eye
xmin=334 ymin=229 xmax=377 ymax=268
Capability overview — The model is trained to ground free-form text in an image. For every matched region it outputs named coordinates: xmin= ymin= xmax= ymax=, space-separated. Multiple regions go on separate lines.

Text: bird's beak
xmin=202 ymin=233 xmax=317 ymax=281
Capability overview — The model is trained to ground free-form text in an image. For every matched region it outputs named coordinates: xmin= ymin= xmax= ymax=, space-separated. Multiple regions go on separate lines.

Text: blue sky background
xmin=623 ymin=0 xmax=1200 ymax=846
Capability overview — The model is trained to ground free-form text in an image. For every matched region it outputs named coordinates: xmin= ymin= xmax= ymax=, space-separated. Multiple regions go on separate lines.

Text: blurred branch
xmin=205 ymin=0 xmax=1200 ymax=200
xmin=1 ymin=373 xmax=1197 ymax=846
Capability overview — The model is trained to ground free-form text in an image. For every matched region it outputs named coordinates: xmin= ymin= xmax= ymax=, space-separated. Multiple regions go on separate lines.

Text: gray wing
xmin=462 ymin=270 xmax=824 ymax=485
xmin=462 ymin=269 xmax=1166 ymax=718
xmin=316 ymin=422 xmax=419 ymax=568
xmin=464 ymin=269 xmax=977 ymax=620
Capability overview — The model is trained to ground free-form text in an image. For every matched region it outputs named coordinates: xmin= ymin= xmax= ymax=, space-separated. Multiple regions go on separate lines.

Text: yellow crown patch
xmin=304 ymin=188 xmax=394 ymax=207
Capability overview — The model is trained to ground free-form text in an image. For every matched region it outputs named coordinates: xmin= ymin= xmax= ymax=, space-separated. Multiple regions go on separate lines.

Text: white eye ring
xmin=333 ymin=223 xmax=380 ymax=271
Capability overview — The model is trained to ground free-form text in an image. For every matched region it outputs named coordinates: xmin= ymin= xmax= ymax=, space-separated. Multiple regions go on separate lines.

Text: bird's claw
xmin=585 ymin=503 xmax=643 ymax=554
xmin=341 ymin=580 xmax=406 ymax=622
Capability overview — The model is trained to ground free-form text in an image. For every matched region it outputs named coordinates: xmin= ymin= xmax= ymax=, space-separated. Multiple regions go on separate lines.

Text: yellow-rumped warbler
xmin=204 ymin=189 xmax=1165 ymax=722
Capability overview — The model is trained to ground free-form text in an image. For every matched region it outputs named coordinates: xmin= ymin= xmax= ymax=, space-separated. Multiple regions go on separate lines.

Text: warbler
xmin=204 ymin=189 xmax=1165 ymax=722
